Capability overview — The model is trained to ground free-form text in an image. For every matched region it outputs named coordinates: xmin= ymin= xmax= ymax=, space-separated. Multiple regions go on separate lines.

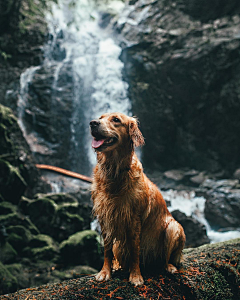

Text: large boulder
xmin=27 ymin=197 xmax=58 ymax=234
xmin=59 ymin=230 xmax=102 ymax=269
xmin=204 ymin=189 xmax=240 ymax=229
xmin=23 ymin=234 xmax=59 ymax=261
xmin=0 ymin=212 xmax=39 ymax=235
xmin=172 ymin=210 xmax=210 ymax=247
xmin=116 ymin=0 xmax=240 ymax=175
xmin=6 ymin=225 xmax=32 ymax=253
xmin=26 ymin=193 xmax=90 ymax=241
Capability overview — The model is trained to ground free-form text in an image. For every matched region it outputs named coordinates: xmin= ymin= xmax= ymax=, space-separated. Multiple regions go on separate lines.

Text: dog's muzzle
xmin=90 ymin=119 xmax=117 ymax=150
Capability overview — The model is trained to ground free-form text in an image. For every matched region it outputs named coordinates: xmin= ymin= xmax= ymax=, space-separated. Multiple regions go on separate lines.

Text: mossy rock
xmin=0 ymin=241 xmax=18 ymax=264
xmin=23 ymin=234 xmax=59 ymax=261
xmin=5 ymin=264 xmax=29 ymax=291
xmin=0 ymin=106 xmax=17 ymax=156
xmin=59 ymin=230 xmax=102 ymax=269
xmin=35 ymin=193 xmax=78 ymax=205
xmin=0 ymin=104 xmax=49 ymax=200
xmin=6 ymin=225 xmax=32 ymax=252
xmin=28 ymin=234 xmax=57 ymax=249
xmin=33 ymin=193 xmax=92 ymax=231
xmin=56 ymin=202 xmax=79 ymax=214
xmin=23 ymin=245 xmax=59 ymax=262
xmin=0 ymin=159 xmax=26 ymax=203
xmin=52 ymin=209 xmax=84 ymax=242
xmin=0 ymin=261 xmax=18 ymax=295
xmin=0 ymin=212 xmax=39 ymax=235
xmin=0 ymin=202 xmax=17 ymax=215
xmin=18 ymin=196 xmax=34 ymax=214
xmin=27 ymin=198 xmax=57 ymax=234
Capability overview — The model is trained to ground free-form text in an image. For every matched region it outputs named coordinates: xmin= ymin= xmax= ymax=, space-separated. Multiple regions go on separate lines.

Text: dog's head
xmin=90 ymin=113 xmax=144 ymax=152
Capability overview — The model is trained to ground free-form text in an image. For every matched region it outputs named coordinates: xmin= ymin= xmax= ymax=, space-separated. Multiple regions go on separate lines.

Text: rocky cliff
xmin=116 ymin=0 xmax=240 ymax=175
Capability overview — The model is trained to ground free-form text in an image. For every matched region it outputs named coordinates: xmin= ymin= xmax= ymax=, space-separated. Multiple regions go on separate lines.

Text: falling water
xmin=18 ymin=0 xmax=131 ymax=176
xmin=18 ymin=66 xmax=40 ymax=146
xmin=46 ymin=0 xmax=131 ymax=171
xmin=162 ymin=189 xmax=240 ymax=243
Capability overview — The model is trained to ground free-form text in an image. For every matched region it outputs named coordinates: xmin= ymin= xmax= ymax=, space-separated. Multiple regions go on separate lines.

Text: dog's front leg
xmin=96 ymin=242 xmax=113 ymax=282
xmin=129 ymin=222 xmax=144 ymax=286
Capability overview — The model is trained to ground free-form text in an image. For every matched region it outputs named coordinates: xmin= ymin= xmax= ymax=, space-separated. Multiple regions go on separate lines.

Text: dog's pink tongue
xmin=92 ymin=139 xmax=105 ymax=149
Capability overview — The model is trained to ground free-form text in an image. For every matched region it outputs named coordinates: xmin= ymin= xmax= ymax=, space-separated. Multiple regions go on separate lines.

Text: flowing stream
xmin=162 ymin=189 xmax=240 ymax=244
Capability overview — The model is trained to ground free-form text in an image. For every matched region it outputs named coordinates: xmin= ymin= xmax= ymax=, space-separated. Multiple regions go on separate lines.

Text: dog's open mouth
xmin=92 ymin=137 xmax=117 ymax=150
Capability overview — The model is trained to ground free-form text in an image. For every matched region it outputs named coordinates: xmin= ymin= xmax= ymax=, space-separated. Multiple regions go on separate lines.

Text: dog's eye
xmin=112 ymin=117 xmax=121 ymax=123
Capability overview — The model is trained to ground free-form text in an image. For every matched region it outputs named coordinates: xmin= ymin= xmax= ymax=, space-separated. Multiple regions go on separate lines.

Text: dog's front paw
xmin=95 ymin=269 xmax=111 ymax=282
xmin=129 ymin=273 xmax=144 ymax=286
xmin=166 ymin=263 xmax=178 ymax=274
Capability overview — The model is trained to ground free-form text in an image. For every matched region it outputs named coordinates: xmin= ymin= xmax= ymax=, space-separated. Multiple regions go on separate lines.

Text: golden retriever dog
xmin=90 ymin=112 xmax=185 ymax=286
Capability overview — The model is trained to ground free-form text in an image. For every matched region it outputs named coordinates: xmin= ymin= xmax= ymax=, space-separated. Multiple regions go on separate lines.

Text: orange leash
xmin=35 ymin=164 xmax=93 ymax=183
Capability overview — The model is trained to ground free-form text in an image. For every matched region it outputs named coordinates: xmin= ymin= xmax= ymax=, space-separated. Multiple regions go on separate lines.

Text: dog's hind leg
xmin=163 ymin=218 xmax=185 ymax=273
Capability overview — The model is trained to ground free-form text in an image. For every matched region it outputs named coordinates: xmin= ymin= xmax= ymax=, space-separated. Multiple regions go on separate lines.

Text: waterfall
xmin=18 ymin=66 xmax=41 ymax=152
xmin=18 ymin=0 xmax=131 ymax=176
xmin=46 ymin=0 xmax=131 ymax=173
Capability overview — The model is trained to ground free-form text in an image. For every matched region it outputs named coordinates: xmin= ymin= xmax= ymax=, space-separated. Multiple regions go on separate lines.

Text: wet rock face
xmin=202 ymin=179 xmax=240 ymax=229
xmin=177 ymin=0 xmax=240 ymax=22
xmin=22 ymin=62 xmax=75 ymax=170
xmin=117 ymin=0 xmax=240 ymax=174
xmin=0 ymin=104 xmax=50 ymax=199
xmin=205 ymin=192 xmax=240 ymax=229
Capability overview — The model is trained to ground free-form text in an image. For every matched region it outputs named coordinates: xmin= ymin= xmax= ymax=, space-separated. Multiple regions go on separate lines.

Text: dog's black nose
xmin=90 ymin=120 xmax=100 ymax=127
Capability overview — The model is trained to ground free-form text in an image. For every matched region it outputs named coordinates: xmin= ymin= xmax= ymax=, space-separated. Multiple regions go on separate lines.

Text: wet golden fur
xmin=90 ymin=113 xmax=185 ymax=286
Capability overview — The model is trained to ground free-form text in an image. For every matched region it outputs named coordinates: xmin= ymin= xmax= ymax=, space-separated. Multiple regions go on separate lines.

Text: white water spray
xmin=162 ymin=189 xmax=240 ymax=243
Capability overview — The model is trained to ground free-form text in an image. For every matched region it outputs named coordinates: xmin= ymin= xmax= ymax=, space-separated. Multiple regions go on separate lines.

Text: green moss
xmin=0 ymin=202 xmax=17 ymax=215
xmin=0 ymin=212 xmax=39 ymax=235
xmin=60 ymin=230 xmax=98 ymax=248
xmin=6 ymin=225 xmax=32 ymax=251
xmin=27 ymin=197 xmax=57 ymax=233
xmin=59 ymin=230 xmax=102 ymax=268
xmin=0 ymin=241 xmax=18 ymax=264
xmin=0 ymin=105 xmax=17 ymax=125
xmin=0 ymin=159 xmax=26 ymax=203
xmin=0 ymin=261 xmax=18 ymax=295
xmin=35 ymin=193 xmax=78 ymax=205
xmin=18 ymin=196 xmax=34 ymax=214
xmin=29 ymin=234 xmax=56 ymax=248
xmin=23 ymin=234 xmax=59 ymax=261
xmin=29 ymin=246 xmax=58 ymax=261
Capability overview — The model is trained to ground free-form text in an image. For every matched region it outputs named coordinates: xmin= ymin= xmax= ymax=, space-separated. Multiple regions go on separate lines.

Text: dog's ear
xmin=129 ymin=118 xmax=145 ymax=147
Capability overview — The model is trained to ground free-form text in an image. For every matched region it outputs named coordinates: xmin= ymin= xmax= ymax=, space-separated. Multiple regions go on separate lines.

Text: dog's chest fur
xmin=92 ymin=163 xmax=147 ymax=245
